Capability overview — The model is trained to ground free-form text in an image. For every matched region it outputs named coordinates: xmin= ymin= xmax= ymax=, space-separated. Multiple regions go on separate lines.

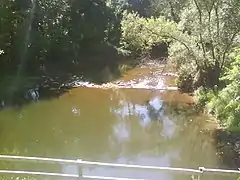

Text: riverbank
xmin=1 ymin=59 xmax=240 ymax=171
xmin=189 ymin=91 xmax=240 ymax=169
xmin=173 ymin=72 xmax=240 ymax=169
xmin=190 ymin=90 xmax=240 ymax=169
xmin=0 ymin=59 xmax=240 ymax=179
xmin=0 ymin=56 xmax=143 ymax=108
xmin=214 ymin=129 xmax=240 ymax=168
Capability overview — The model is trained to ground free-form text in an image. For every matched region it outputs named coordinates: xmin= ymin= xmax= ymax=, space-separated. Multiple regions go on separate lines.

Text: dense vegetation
xmin=0 ymin=0 xmax=126 ymax=74
xmin=0 ymin=0 xmax=240 ymax=128
xmin=118 ymin=0 xmax=240 ymax=130
xmin=0 ymin=0 xmax=130 ymax=104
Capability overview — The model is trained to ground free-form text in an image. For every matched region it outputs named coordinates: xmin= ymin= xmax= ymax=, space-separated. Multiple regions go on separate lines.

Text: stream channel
xmin=0 ymin=64 xmax=238 ymax=180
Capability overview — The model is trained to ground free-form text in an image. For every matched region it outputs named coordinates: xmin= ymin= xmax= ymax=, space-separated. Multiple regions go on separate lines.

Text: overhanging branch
xmin=143 ymin=26 xmax=200 ymax=67
xmin=221 ymin=31 xmax=240 ymax=69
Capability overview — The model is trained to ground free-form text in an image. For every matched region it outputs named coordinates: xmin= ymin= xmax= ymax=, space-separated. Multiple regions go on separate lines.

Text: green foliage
xmin=169 ymin=0 xmax=240 ymax=90
xmin=105 ymin=0 xmax=130 ymax=46
xmin=120 ymin=11 xmax=178 ymax=56
xmin=177 ymin=0 xmax=239 ymax=68
xmin=194 ymin=87 xmax=215 ymax=111
xmin=0 ymin=0 xmax=124 ymax=73
xmin=127 ymin=0 xmax=151 ymax=17
xmin=177 ymin=67 xmax=194 ymax=93
xmin=176 ymin=66 xmax=194 ymax=93
xmin=118 ymin=0 xmax=240 ymax=96
xmin=207 ymin=52 xmax=240 ymax=128
xmin=150 ymin=0 xmax=188 ymax=22
xmin=119 ymin=0 xmax=240 ymax=89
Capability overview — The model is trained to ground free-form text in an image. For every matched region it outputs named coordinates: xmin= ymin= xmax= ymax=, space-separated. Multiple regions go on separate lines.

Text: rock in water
xmin=25 ymin=86 xmax=40 ymax=101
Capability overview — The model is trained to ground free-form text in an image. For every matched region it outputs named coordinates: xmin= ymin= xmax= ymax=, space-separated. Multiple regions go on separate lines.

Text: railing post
xmin=77 ymin=159 xmax=83 ymax=179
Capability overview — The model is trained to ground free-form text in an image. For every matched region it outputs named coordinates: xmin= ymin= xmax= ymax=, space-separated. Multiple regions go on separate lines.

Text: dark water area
xmin=0 ymin=66 xmax=239 ymax=180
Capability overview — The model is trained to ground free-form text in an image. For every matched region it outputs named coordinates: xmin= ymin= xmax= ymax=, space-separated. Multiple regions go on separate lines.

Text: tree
xmin=119 ymin=0 xmax=240 ymax=91
xmin=150 ymin=0 xmax=188 ymax=22
xmin=119 ymin=11 xmax=178 ymax=56
xmin=127 ymin=0 xmax=151 ymax=17
xmin=169 ymin=0 xmax=240 ymax=89
xmin=207 ymin=49 xmax=240 ymax=127
xmin=0 ymin=0 xmax=123 ymax=74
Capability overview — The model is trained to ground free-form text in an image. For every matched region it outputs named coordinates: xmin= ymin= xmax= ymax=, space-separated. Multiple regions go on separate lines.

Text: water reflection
xmin=0 ymin=86 xmax=238 ymax=180
xmin=112 ymin=96 xmax=178 ymax=142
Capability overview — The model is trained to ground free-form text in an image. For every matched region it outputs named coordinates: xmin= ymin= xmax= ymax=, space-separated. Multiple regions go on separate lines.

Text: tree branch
xmin=168 ymin=1 xmax=179 ymax=23
xmin=193 ymin=0 xmax=207 ymax=67
xmin=221 ymin=31 xmax=239 ymax=69
xmin=143 ymin=25 xmax=200 ymax=68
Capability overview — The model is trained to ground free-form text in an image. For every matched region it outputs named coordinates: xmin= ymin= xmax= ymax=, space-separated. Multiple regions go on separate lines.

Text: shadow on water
xmin=0 ymin=60 xmax=165 ymax=111
xmin=213 ymin=129 xmax=240 ymax=169
xmin=0 ymin=66 xmax=125 ymax=109
xmin=0 ymin=75 xmax=75 ymax=109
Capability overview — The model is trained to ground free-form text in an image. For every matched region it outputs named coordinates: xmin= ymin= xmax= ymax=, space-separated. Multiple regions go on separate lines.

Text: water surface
xmin=0 ymin=67 xmax=238 ymax=180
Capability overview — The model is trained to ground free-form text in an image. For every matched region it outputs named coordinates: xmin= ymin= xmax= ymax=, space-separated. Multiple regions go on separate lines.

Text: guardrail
xmin=0 ymin=155 xmax=239 ymax=179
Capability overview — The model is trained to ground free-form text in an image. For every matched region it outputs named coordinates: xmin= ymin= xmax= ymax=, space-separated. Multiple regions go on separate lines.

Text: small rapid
xmin=0 ymin=66 xmax=178 ymax=109
xmin=64 ymin=70 xmax=178 ymax=91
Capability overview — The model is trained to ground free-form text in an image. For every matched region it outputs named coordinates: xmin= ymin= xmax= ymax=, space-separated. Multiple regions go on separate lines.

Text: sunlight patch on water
xmin=71 ymin=106 xmax=81 ymax=116
xmin=111 ymin=95 xmax=177 ymax=141
xmin=112 ymin=97 xmax=165 ymax=128
xmin=111 ymin=102 xmax=131 ymax=118
xmin=61 ymin=164 xmax=78 ymax=175
xmin=149 ymin=97 xmax=164 ymax=110
xmin=112 ymin=103 xmax=152 ymax=127
xmin=161 ymin=117 xmax=176 ymax=139
xmin=113 ymin=122 xmax=131 ymax=143
xmin=135 ymin=105 xmax=152 ymax=127
xmin=82 ymin=154 xmax=176 ymax=180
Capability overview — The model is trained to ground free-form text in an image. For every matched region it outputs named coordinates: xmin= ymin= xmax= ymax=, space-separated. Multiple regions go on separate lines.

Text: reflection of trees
xmin=111 ymin=97 xmax=229 ymax=180
xmin=160 ymin=103 xmax=220 ymax=168
xmin=110 ymin=91 xmax=222 ymax=174
xmin=145 ymin=100 xmax=163 ymax=122
xmin=0 ymin=88 xmax=229 ymax=180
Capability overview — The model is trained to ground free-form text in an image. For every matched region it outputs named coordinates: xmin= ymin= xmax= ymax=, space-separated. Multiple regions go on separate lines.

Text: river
xmin=0 ymin=64 xmax=238 ymax=180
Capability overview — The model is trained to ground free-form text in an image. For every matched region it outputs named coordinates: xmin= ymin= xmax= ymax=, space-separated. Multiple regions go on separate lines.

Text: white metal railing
xmin=0 ymin=155 xmax=239 ymax=179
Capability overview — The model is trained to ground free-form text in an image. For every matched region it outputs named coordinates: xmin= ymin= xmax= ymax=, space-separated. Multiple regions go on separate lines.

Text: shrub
xmin=207 ymin=53 xmax=240 ymax=127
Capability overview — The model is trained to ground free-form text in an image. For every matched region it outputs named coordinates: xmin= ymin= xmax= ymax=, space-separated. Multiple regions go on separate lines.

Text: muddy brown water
xmin=0 ymin=66 xmax=239 ymax=180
